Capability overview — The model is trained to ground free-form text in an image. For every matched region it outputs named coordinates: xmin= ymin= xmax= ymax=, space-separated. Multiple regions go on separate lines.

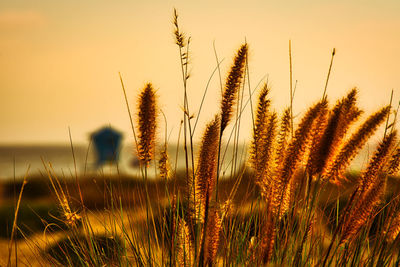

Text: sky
xmin=0 ymin=0 xmax=399 ymax=144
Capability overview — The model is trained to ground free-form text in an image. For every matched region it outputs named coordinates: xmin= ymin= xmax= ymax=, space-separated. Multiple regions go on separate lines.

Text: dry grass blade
xmin=7 ymin=170 xmax=29 ymax=267
xmin=220 ymin=44 xmax=248 ymax=133
xmin=137 ymin=83 xmax=158 ymax=166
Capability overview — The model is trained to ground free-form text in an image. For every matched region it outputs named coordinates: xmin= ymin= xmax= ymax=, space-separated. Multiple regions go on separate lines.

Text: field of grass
xmin=2 ymin=9 xmax=400 ymax=267
xmin=2 ymin=170 xmax=400 ymax=266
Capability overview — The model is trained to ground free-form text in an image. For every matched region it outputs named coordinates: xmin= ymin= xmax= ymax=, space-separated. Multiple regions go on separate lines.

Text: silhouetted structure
xmin=91 ymin=126 xmax=122 ymax=167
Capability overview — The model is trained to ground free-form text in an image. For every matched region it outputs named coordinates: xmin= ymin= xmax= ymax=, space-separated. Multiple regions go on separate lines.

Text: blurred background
xmin=0 ymin=0 xmax=399 ymax=178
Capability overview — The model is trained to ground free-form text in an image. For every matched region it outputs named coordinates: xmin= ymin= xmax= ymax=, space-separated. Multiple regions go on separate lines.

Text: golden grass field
xmin=1 ymin=168 xmax=400 ymax=266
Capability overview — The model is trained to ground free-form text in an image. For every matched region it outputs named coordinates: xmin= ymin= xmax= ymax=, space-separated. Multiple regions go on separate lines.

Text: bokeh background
xmin=0 ymin=0 xmax=399 ymax=177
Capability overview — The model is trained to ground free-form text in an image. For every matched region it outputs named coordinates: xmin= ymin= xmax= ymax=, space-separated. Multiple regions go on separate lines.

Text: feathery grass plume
xmin=387 ymin=216 xmax=400 ymax=242
xmin=278 ymin=169 xmax=303 ymax=221
xmin=137 ymin=83 xmax=157 ymax=166
xmin=386 ymin=146 xmax=400 ymax=175
xmin=220 ymin=198 xmax=234 ymax=222
xmin=220 ymin=44 xmax=248 ymax=133
xmin=305 ymin=100 xmax=329 ymax=175
xmin=260 ymin=112 xmax=278 ymax=176
xmin=271 ymin=99 xmax=327 ymax=216
xmin=340 ymin=174 xmax=386 ymax=244
xmin=320 ymin=95 xmax=362 ymax=175
xmin=193 ymin=116 xmax=220 ymax=222
xmin=158 ymin=147 xmax=171 ymax=180
xmin=203 ymin=209 xmax=222 ymax=266
xmin=283 ymin=168 xmax=304 ymax=215
xmin=274 ymin=108 xmax=291 ymax=165
xmin=250 ymin=84 xmax=270 ymax=173
xmin=323 ymin=106 xmax=391 ymax=184
xmin=47 ymin=170 xmax=81 ymax=227
xmin=260 ymin=209 xmax=276 ymax=264
xmin=386 ymin=205 xmax=400 ymax=242
xmin=359 ymin=131 xmax=397 ymax=194
xmin=176 ymin=218 xmax=194 ymax=267
xmin=257 ymin=113 xmax=278 ymax=197
xmin=263 ymin=109 xmax=290 ymax=206
xmin=340 ymin=131 xmax=397 ymax=243
xmin=173 ymin=9 xmax=186 ymax=48
xmin=307 ymin=88 xmax=361 ymax=176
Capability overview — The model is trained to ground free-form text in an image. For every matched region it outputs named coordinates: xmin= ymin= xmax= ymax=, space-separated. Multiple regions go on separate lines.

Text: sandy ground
xmin=0 ymin=208 xmax=149 ymax=266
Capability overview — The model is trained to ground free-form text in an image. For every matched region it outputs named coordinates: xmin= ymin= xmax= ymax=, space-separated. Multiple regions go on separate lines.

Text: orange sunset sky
xmin=0 ymin=0 xmax=399 ymax=144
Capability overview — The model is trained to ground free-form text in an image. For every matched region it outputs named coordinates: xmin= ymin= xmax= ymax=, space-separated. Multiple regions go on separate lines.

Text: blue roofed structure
xmin=91 ymin=126 xmax=122 ymax=167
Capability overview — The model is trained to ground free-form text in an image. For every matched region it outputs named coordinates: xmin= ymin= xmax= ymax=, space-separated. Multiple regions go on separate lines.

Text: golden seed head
xmin=250 ymin=83 xmax=270 ymax=171
xmin=194 ymin=116 xmax=220 ymax=221
xmin=279 ymin=100 xmax=327 ymax=187
xmin=308 ymin=88 xmax=361 ymax=176
xmin=204 ymin=209 xmax=222 ymax=266
xmin=137 ymin=83 xmax=158 ymax=166
xmin=359 ymin=130 xmax=397 ymax=194
xmin=324 ymin=105 xmax=390 ymax=184
xmin=270 ymin=99 xmax=327 ymax=217
xmin=158 ymin=147 xmax=171 ymax=180
xmin=220 ymin=44 xmax=248 ymax=132
xmin=176 ymin=218 xmax=194 ymax=267
xmin=173 ymin=9 xmax=186 ymax=48
xmin=340 ymin=173 xmax=386 ymax=243
xmin=340 ymin=132 xmax=396 ymax=243
xmin=257 ymin=113 xmax=277 ymax=195
xmin=274 ymin=108 xmax=291 ymax=166
xmin=64 ymin=210 xmax=81 ymax=226
xmin=220 ymin=198 xmax=235 ymax=220
xmin=386 ymin=212 xmax=400 ymax=242
xmin=387 ymin=147 xmax=400 ymax=175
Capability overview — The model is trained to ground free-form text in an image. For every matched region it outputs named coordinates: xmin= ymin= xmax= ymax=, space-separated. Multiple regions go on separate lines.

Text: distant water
xmin=0 ymin=142 xmax=373 ymax=180
xmin=0 ymin=144 xmax=86 ymax=179
xmin=0 ymin=144 xmax=139 ymax=179
xmin=0 ymin=143 xmax=244 ymax=179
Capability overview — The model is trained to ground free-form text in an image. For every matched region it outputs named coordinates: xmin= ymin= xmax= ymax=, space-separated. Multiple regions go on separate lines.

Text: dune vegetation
xmin=3 ymin=9 xmax=400 ymax=266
